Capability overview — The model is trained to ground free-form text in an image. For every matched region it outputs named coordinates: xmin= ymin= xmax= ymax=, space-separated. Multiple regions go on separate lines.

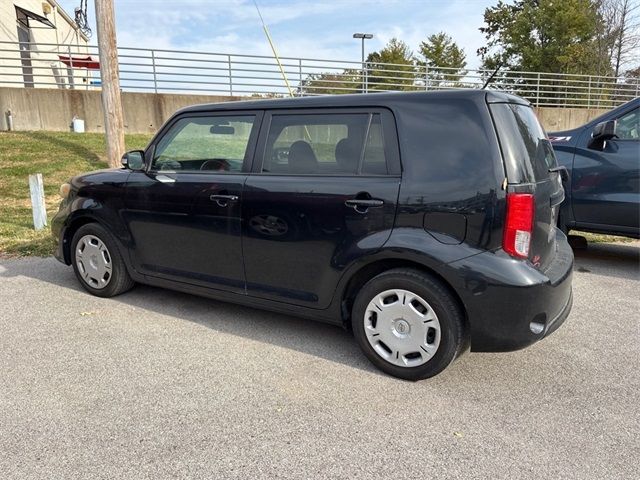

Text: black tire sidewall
xmin=70 ymin=223 xmax=131 ymax=298
xmin=352 ymin=270 xmax=464 ymax=381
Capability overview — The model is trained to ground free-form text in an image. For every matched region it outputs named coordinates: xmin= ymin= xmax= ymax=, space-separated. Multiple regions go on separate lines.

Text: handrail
xmin=0 ymin=40 xmax=637 ymax=108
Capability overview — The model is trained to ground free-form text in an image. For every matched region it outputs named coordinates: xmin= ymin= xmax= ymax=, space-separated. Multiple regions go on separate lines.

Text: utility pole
xmin=95 ymin=0 xmax=124 ymax=168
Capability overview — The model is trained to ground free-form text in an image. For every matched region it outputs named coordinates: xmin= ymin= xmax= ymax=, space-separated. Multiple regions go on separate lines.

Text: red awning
xmin=58 ymin=55 xmax=100 ymax=70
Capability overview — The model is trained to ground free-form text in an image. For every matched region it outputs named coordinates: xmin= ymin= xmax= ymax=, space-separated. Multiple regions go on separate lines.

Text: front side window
xmin=152 ymin=115 xmax=256 ymax=172
xmin=262 ymin=113 xmax=389 ymax=175
xmin=616 ymin=108 xmax=639 ymax=140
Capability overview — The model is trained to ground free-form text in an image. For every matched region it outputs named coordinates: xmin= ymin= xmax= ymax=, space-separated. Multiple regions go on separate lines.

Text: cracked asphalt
xmin=1 ymin=241 xmax=638 ymax=479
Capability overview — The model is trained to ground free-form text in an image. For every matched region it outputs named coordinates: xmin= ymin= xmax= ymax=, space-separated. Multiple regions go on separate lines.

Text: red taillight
xmin=503 ymin=193 xmax=534 ymax=258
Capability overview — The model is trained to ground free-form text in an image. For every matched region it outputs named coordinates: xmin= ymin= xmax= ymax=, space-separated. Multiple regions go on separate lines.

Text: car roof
xmin=178 ymin=89 xmax=528 ymax=114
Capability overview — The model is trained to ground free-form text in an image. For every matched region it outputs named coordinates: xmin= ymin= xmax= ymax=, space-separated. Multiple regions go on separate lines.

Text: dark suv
xmin=549 ymin=98 xmax=639 ymax=239
xmin=52 ymin=91 xmax=573 ymax=380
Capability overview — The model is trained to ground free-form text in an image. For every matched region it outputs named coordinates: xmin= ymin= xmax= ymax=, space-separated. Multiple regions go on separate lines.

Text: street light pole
xmin=353 ymin=33 xmax=373 ymax=93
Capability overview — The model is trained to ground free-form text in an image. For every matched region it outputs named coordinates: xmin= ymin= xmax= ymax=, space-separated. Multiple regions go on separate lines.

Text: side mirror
xmin=121 ymin=150 xmax=145 ymax=170
xmin=588 ymin=120 xmax=617 ymax=150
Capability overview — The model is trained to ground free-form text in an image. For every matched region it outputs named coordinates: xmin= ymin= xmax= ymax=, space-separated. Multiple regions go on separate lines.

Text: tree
xmin=606 ymin=0 xmax=640 ymax=76
xmin=365 ymin=38 xmax=416 ymax=91
xmin=301 ymin=69 xmax=362 ymax=95
xmin=478 ymin=0 xmax=605 ymax=75
xmin=417 ymin=32 xmax=467 ymax=87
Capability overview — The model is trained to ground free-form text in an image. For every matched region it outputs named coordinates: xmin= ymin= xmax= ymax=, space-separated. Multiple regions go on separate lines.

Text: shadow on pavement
xmin=0 ymin=257 xmax=380 ymax=376
xmin=572 ymin=241 xmax=640 ymax=280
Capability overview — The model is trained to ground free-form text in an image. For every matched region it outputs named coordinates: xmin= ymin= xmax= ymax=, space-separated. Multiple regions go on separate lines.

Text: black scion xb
xmin=52 ymin=91 xmax=573 ymax=380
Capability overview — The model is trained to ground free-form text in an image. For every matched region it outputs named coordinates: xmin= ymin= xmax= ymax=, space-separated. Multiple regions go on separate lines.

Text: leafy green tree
xmin=365 ymin=38 xmax=416 ymax=91
xmin=417 ymin=32 xmax=468 ymax=87
xmin=478 ymin=0 xmax=605 ymax=75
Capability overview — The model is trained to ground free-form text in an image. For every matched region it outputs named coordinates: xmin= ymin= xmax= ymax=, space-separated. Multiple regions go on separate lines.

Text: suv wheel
xmin=71 ymin=223 xmax=135 ymax=298
xmin=352 ymin=268 xmax=465 ymax=380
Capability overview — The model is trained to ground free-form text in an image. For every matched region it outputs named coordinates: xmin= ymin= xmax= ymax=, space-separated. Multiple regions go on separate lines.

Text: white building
xmin=0 ymin=0 xmax=95 ymax=89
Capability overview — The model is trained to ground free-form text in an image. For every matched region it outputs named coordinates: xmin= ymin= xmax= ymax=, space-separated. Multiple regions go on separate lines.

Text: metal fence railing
xmin=1 ymin=41 xmax=638 ymax=108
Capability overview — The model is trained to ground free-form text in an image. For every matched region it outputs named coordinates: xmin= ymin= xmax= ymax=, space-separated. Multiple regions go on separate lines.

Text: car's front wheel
xmin=71 ymin=223 xmax=135 ymax=298
xmin=351 ymin=268 xmax=466 ymax=380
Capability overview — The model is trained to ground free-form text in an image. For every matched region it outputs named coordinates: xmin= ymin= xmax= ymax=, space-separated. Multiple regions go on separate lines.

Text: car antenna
xmin=252 ymin=0 xmax=295 ymax=98
xmin=252 ymin=0 xmax=311 ymax=142
xmin=482 ymin=62 xmax=503 ymax=89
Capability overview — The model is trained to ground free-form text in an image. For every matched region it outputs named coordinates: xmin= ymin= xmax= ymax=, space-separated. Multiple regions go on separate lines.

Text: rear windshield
xmin=490 ymin=103 xmax=558 ymax=183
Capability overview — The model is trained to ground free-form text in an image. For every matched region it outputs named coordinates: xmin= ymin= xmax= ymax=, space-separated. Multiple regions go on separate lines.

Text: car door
xmin=571 ymin=107 xmax=639 ymax=230
xmin=123 ymin=111 xmax=262 ymax=293
xmin=241 ymin=108 xmax=401 ymax=309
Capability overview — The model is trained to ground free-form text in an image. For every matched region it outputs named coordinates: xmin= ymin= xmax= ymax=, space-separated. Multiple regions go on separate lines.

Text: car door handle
xmin=345 ymin=198 xmax=384 ymax=213
xmin=210 ymin=194 xmax=238 ymax=207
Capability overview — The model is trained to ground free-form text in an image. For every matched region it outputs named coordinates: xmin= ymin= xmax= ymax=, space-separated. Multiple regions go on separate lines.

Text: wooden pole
xmin=94 ymin=0 xmax=125 ymax=168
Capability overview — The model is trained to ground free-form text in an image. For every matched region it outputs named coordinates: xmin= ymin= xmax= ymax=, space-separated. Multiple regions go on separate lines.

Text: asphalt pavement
xmin=1 ymin=241 xmax=638 ymax=479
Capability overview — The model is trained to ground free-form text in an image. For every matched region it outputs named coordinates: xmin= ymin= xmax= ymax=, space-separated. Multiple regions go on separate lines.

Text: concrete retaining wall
xmin=0 ymin=87 xmax=610 ymax=134
xmin=0 ymin=87 xmax=242 ymax=134
xmin=534 ymin=106 xmax=609 ymax=132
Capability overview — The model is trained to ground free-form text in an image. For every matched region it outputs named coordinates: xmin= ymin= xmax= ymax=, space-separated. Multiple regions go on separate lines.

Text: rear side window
xmin=490 ymin=103 xmax=557 ymax=183
xmin=261 ymin=113 xmax=391 ymax=175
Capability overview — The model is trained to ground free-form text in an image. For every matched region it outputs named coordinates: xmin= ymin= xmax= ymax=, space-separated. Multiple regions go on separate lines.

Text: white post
xmin=29 ymin=173 xmax=47 ymax=230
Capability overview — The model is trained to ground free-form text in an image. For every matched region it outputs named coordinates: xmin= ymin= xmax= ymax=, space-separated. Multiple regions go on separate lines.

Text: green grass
xmin=0 ymin=131 xmax=151 ymax=257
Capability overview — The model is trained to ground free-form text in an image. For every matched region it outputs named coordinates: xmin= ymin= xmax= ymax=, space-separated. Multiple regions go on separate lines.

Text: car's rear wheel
xmin=351 ymin=268 xmax=465 ymax=380
xmin=71 ymin=223 xmax=135 ymax=298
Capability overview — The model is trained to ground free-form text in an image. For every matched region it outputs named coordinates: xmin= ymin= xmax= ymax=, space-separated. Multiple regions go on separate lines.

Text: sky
xmin=56 ymin=0 xmax=497 ymax=69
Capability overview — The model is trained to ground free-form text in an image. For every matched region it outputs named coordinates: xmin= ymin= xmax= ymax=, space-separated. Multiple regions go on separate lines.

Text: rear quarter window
xmin=490 ymin=103 xmax=558 ymax=184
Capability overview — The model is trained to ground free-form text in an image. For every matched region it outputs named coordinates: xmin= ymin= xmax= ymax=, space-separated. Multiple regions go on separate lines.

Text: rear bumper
xmin=446 ymin=231 xmax=574 ymax=352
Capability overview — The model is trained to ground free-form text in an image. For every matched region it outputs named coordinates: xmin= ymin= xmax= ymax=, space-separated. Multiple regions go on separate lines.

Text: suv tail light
xmin=503 ymin=193 xmax=534 ymax=258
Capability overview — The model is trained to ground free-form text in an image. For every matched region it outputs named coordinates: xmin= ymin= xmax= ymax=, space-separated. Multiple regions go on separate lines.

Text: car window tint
xmin=362 ymin=115 xmax=389 ymax=175
xmin=616 ymin=108 xmax=639 ymax=140
xmin=152 ymin=115 xmax=255 ymax=173
xmin=262 ymin=113 xmax=389 ymax=175
xmin=490 ymin=103 xmax=557 ymax=183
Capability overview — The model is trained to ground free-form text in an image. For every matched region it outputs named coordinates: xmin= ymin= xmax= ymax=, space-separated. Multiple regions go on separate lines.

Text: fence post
xmin=67 ymin=45 xmax=75 ymax=89
xmin=29 ymin=173 xmax=47 ymax=230
xmin=425 ymin=65 xmax=429 ymax=91
xmin=535 ymin=72 xmax=540 ymax=107
xmin=151 ymin=50 xmax=158 ymax=93
xmin=364 ymin=61 xmax=368 ymax=93
xmin=298 ymin=59 xmax=302 ymax=96
xmin=587 ymin=76 xmax=591 ymax=109
xmin=228 ymin=55 xmax=233 ymax=96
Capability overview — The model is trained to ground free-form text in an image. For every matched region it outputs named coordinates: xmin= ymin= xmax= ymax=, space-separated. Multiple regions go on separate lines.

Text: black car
xmin=52 ymin=91 xmax=573 ymax=380
xmin=550 ymin=98 xmax=639 ymax=239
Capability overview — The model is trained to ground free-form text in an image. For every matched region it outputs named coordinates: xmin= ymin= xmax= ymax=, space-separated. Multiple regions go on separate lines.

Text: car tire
xmin=70 ymin=223 xmax=135 ymax=298
xmin=351 ymin=268 xmax=466 ymax=381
